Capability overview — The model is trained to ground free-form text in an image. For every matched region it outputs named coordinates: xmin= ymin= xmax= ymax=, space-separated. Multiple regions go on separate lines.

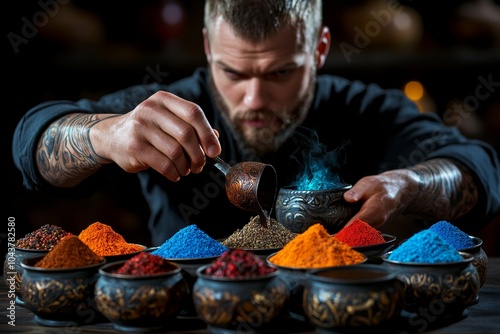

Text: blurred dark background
xmin=4 ymin=1 xmax=500 ymax=257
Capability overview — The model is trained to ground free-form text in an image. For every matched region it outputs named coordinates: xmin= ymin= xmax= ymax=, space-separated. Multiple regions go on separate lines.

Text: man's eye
xmin=268 ymin=69 xmax=291 ymax=79
xmin=223 ymin=69 xmax=242 ymax=80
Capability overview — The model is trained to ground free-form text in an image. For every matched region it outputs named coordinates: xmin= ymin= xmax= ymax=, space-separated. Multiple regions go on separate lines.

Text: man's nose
xmin=243 ymin=78 xmax=270 ymax=110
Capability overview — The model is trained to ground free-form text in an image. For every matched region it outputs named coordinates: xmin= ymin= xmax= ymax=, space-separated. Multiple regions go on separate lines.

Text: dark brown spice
xmin=35 ymin=235 xmax=104 ymax=269
xmin=15 ymin=224 xmax=73 ymax=250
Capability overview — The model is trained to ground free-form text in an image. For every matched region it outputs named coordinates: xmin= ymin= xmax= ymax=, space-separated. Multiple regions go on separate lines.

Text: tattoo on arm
xmin=36 ymin=113 xmax=117 ymax=187
xmin=407 ymin=159 xmax=478 ymax=220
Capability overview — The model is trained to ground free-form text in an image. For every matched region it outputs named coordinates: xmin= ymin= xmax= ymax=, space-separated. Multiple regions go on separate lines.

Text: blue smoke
xmin=290 ymin=130 xmax=348 ymax=191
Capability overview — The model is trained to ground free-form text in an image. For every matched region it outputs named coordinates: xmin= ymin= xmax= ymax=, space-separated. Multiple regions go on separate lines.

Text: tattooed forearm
xmin=406 ymin=158 xmax=478 ymax=220
xmin=36 ymin=113 xmax=117 ymax=187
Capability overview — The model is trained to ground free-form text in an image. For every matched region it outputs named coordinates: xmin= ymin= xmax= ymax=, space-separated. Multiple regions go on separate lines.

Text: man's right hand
xmin=92 ymin=91 xmax=221 ymax=181
xmin=37 ymin=91 xmax=221 ymax=187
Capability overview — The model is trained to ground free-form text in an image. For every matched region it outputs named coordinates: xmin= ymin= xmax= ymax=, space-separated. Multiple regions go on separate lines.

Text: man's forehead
xmin=209 ymin=16 xmax=306 ymax=53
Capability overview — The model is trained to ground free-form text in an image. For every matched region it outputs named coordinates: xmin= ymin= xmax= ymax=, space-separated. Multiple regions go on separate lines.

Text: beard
xmin=208 ymin=71 xmax=316 ymax=159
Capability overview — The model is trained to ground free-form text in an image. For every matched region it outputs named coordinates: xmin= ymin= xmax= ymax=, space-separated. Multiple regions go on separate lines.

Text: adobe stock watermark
xmin=442 ymin=73 xmax=499 ymax=130
xmin=5 ymin=217 xmax=17 ymax=326
xmin=109 ymin=62 xmax=170 ymax=114
xmin=7 ymin=0 xmax=71 ymax=54
xmin=398 ymin=72 xmax=499 ymax=168
xmin=397 ymin=276 xmax=479 ymax=334
xmin=339 ymin=0 xmax=407 ymax=64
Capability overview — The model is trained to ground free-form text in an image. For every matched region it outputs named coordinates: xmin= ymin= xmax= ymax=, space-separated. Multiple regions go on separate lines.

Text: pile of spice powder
xmin=204 ymin=249 xmax=276 ymax=278
xmin=114 ymin=252 xmax=178 ymax=275
xmin=269 ymin=223 xmax=365 ymax=269
xmin=152 ymin=224 xmax=227 ymax=259
xmin=78 ymin=222 xmax=144 ymax=256
xmin=334 ymin=218 xmax=386 ymax=247
xmin=428 ymin=220 xmax=475 ymax=250
xmin=388 ymin=229 xmax=463 ymax=263
xmin=15 ymin=224 xmax=73 ymax=250
xmin=35 ymin=235 xmax=104 ymax=269
xmin=222 ymin=215 xmax=297 ymax=249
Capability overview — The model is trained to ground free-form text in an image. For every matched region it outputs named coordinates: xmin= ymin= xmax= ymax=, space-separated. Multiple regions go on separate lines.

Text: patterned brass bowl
xmin=20 ymin=255 xmax=106 ymax=326
xmin=192 ymin=264 xmax=289 ymax=333
xmin=303 ymin=264 xmax=405 ymax=331
xmin=3 ymin=248 xmax=48 ymax=306
xmin=95 ymin=260 xmax=189 ymax=332
xmin=275 ymin=185 xmax=357 ymax=234
xmin=459 ymin=236 xmax=488 ymax=287
xmin=381 ymin=252 xmax=480 ymax=316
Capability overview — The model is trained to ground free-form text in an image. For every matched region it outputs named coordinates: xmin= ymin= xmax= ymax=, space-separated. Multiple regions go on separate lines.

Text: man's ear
xmin=315 ymin=26 xmax=331 ymax=69
xmin=203 ymin=27 xmax=212 ymax=63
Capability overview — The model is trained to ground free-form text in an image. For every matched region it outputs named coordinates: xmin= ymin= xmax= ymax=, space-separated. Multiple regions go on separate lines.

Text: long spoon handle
xmin=210 ymin=156 xmax=231 ymax=175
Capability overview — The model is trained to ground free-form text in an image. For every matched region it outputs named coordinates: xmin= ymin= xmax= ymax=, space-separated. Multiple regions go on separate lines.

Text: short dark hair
xmin=204 ymin=0 xmax=322 ymax=50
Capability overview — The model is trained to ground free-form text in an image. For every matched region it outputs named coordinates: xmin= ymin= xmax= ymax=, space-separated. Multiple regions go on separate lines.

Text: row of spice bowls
xmin=6 ymin=217 xmax=488 ymax=333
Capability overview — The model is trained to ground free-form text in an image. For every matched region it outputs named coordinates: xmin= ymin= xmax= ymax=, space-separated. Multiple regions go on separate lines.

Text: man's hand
xmin=37 ymin=91 xmax=222 ymax=187
xmin=343 ymin=159 xmax=478 ymax=228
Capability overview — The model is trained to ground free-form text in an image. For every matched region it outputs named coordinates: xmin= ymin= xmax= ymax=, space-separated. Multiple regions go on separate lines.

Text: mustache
xmin=238 ymin=107 xmax=296 ymax=126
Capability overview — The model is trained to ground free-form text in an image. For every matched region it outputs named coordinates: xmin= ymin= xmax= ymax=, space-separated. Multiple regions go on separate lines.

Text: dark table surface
xmin=1 ymin=257 xmax=499 ymax=333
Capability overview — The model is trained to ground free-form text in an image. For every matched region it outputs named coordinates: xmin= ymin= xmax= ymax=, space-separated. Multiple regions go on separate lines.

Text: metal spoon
xmin=211 ymin=156 xmax=277 ymax=227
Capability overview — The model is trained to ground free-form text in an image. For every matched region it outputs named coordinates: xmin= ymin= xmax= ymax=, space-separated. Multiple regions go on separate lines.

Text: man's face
xmin=205 ymin=17 xmax=317 ymax=157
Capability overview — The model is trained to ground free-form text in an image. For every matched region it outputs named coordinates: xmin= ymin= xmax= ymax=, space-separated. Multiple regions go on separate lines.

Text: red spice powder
xmin=114 ymin=252 xmax=177 ymax=275
xmin=204 ymin=249 xmax=276 ymax=278
xmin=334 ymin=219 xmax=386 ymax=247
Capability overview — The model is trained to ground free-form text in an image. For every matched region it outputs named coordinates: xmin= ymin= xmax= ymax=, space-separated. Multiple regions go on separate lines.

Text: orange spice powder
xmin=269 ymin=223 xmax=366 ymax=269
xmin=78 ymin=222 xmax=144 ymax=256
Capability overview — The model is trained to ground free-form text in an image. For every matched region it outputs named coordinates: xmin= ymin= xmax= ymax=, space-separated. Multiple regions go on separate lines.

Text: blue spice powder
xmin=388 ymin=230 xmax=463 ymax=263
xmin=428 ymin=220 xmax=475 ymax=250
xmin=152 ymin=224 xmax=227 ymax=259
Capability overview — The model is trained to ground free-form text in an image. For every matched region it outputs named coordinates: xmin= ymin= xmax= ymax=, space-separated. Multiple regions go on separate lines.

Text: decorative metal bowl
xmin=381 ymin=252 xmax=480 ymax=316
xmin=266 ymin=252 xmax=368 ymax=319
xmin=192 ymin=264 xmax=289 ymax=333
xmin=275 ymin=185 xmax=357 ymax=234
xmin=352 ymin=234 xmax=397 ymax=264
xmin=303 ymin=264 xmax=405 ymax=331
xmin=20 ymin=255 xmax=106 ymax=326
xmin=164 ymin=255 xmax=220 ymax=317
xmin=459 ymin=236 xmax=488 ymax=287
xmin=95 ymin=260 xmax=189 ymax=332
xmin=103 ymin=244 xmax=147 ymax=263
xmin=3 ymin=248 xmax=48 ymax=306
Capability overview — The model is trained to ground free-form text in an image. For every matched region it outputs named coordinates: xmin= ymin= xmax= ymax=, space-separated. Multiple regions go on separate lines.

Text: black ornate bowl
xmin=95 ymin=260 xmax=189 ymax=332
xmin=3 ymin=248 xmax=49 ymax=306
xmin=161 ymin=255 xmax=220 ymax=318
xmin=303 ymin=264 xmax=405 ymax=331
xmin=266 ymin=252 xmax=367 ymax=319
xmin=381 ymin=252 xmax=480 ymax=316
xmin=192 ymin=264 xmax=289 ymax=333
xmin=459 ymin=236 xmax=488 ymax=287
xmin=103 ymin=244 xmax=147 ymax=263
xmin=352 ymin=234 xmax=397 ymax=264
xmin=20 ymin=255 xmax=106 ymax=326
xmin=275 ymin=185 xmax=357 ymax=234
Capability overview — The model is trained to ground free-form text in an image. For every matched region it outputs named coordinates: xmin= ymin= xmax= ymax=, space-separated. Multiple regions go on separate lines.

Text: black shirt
xmin=12 ymin=67 xmax=500 ymax=245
